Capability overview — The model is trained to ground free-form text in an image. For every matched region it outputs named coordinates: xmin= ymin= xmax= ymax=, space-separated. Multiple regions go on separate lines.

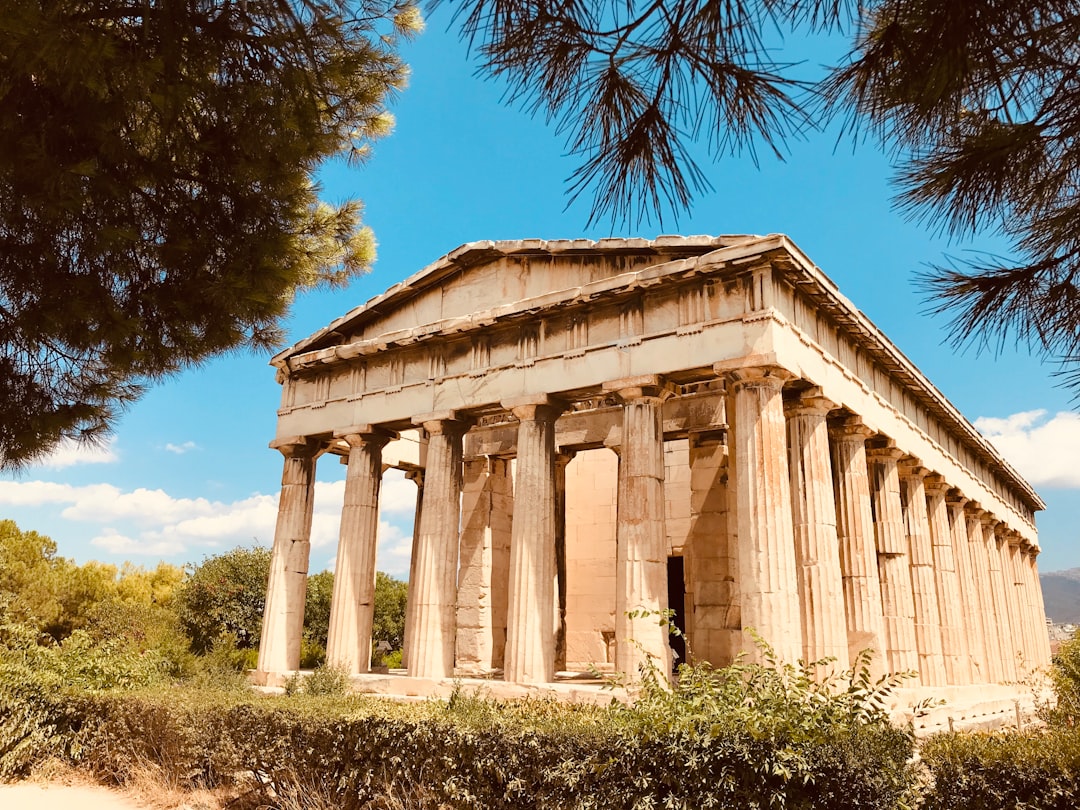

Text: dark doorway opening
xmin=666 ymin=556 xmax=687 ymax=669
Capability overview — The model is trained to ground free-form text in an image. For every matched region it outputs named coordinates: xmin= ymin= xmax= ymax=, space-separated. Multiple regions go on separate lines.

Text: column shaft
xmin=407 ymin=415 xmax=469 ymax=679
xmin=257 ymin=437 xmax=321 ymax=680
xmin=967 ymin=509 xmax=1003 ymax=682
xmin=949 ymin=499 xmax=986 ymax=681
xmin=1027 ymin=550 xmax=1051 ymax=667
xmin=899 ymin=463 xmax=946 ymax=686
xmin=605 ymin=376 xmax=673 ymax=679
xmin=729 ymin=366 xmax=800 ymax=664
xmin=326 ymin=428 xmax=394 ymax=674
xmin=992 ymin=525 xmax=1021 ymax=680
xmin=785 ymin=392 xmax=848 ymax=671
xmin=400 ymin=469 xmax=424 ymax=670
xmin=503 ymin=398 xmax=562 ymax=684
xmin=867 ymin=444 xmax=918 ymax=676
xmin=925 ymin=480 xmax=971 ymax=685
xmin=829 ymin=418 xmax=886 ymax=679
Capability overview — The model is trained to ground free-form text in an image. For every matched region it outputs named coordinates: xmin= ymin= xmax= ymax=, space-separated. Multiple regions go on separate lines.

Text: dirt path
xmin=0 ymin=783 xmax=151 ymax=810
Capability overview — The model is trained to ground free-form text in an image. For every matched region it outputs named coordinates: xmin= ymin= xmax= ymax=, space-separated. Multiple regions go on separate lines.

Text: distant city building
xmin=256 ymin=235 xmax=1050 ymax=708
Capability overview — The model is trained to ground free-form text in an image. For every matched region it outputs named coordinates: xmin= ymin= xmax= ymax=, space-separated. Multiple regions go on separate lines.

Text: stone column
xmin=784 ymin=389 xmax=848 ymax=672
xmin=991 ymin=523 xmax=1021 ymax=680
xmin=257 ymin=436 xmax=322 ymax=682
xmin=685 ymin=429 xmax=740 ymax=667
xmin=400 ymin=468 xmax=424 ymax=670
xmin=502 ymin=396 xmax=564 ymax=684
xmin=966 ymin=507 xmax=1003 ymax=682
xmin=980 ymin=516 xmax=1015 ymax=681
xmin=946 ymin=496 xmax=985 ymax=681
xmin=828 ymin=416 xmax=886 ymax=679
xmin=554 ymin=451 xmax=575 ymax=672
xmin=1006 ymin=534 xmax=1035 ymax=674
xmin=407 ymin=413 xmax=471 ymax=679
xmin=898 ymin=461 xmax=946 ymax=686
xmin=1026 ymin=547 xmax=1051 ymax=667
xmin=455 ymin=457 xmax=513 ymax=675
xmin=326 ymin=427 xmax=396 ymax=674
xmin=925 ymin=477 xmax=970 ymax=685
xmin=603 ymin=376 xmax=674 ymax=679
xmin=727 ymin=365 xmax=800 ymax=664
xmin=866 ymin=441 xmax=918 ymax=676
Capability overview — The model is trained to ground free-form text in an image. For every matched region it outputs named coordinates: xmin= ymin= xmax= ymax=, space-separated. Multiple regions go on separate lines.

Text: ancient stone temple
xmin=255 ymin=234 xmax=1050 ymax=702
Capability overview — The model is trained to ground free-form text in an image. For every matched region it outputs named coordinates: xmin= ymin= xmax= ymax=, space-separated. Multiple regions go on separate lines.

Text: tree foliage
xmin=373 ymin=571 xmax=407 ymax=652
xmin=444 ymin=0 xmax=1080 ymax=389
xmin=0 ymin=0 xmax=420 ymax=467
xmin=177 ymin=545 xmax=272 ymax=653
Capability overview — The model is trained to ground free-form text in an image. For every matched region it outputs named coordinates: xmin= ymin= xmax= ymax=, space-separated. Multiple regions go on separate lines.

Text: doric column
xmin=966 ymin=506 xmax=1003 ymax=682
xmin=784 ymin=389 xmax=848 ymax=672
xmin=686 ymin=429 xmax=740 ymax=667
xmin=326 ymin=427 xmax=396 ymax=674
xmin=554 ymin=451 xmax=575 ymax=672
xmin=925 ymin=477 xmax=970 ymax=685
xmin=1026 ymin=546 xmax=1051 ymax=667
xmin=455 ymin=457 xmax=513 ymax=675
xmin=502 ymin=395 xmax=564 ymax=684
xmin=946 ymin=495 xmax=985 ymax=681
xmin=981 ymin=515 xmax=1015 ymax=681
xmin=828 ymin=416 xmax=886 ymax=679
xmin=257 ymin=436 xmax=323 ymax=681
xmin=726 ymin=365 xmax=800 ymax=664
xmin=866 ymin=441 xmax=918 ymax=676
xmin=991 ymin=523 xmax=1021 ymax=680
xmin=898 ymin=460 xmax=946 ymax=686
xmin=603 ymin=375 xmax=674 ymax=679
xmin=1006 ymin=534 xmax=1035 ymax=673
xmin=407 ymin=413 xmax=471 ymax=679
xmin=400 ymin=468 xmax=424 ymax=670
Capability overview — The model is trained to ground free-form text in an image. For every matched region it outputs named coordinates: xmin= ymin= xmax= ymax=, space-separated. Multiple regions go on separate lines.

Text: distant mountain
xmin=1041 ymin=568 xmax=1080 ymax=624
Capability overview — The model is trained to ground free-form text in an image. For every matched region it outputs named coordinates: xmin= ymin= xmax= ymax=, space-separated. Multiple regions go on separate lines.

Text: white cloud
xmin=91 ymin=528 xmax=187 ymax=557
xmin=975 ymin=410 xmax=1080 ymax=488
xmin=165 ymin=441 xmax=199 ymax=455
xmin=31 ymin=437 xmax=119 ymax=469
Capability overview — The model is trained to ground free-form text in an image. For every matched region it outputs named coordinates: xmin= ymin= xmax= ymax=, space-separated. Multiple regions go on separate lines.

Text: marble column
xmin=828 ymin=416 xmax=886 ymax=679
xmin=866 ymin=441 xmax=918 ymax=676
xmin=686 ymin=429 xmax=740 ymax=667
xmin=925 ymin=477 xmax=970 ymax=685
xmin=991 ymin=523 xmax=1021 ymax=680
xmin=947 ymin=495 xmax=986 ymax=681
xmin=1026 ymin=547 xmax=1051 ymax=667
xmin=785 ymin=389 xmax=848 ymax=672
xmin=503 ymin=395 xmax=564 ymax=684
xmin=400 ymin=468 xmax=424 ymax=670
xmin=1006 ymin=534 xmax=1035 ymax=673
xmin=980 ymin=516 xmax=1016 ymax=681
xmin=898 ymin=461 xmax=946 ymax=686
xmin=966 ymin=507 xmax=1003 ymax=682
xmin=257 ymin=436 xmax=323 ymax=681
xmin=727 ymin=365 xmax=800 ymax=664
xmin=326 ymin=427 xmax=396 ymax=674
xmin=603 ymin=375 xmax=674 ymax=679
xmin=455 ymin=457 xmax=513 ymax=675
xmin=407 ymin=413 xmax=471 ymax=679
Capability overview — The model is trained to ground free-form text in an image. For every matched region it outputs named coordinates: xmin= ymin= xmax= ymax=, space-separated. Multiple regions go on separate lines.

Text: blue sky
xmin=1 ymin=19 xmax=1077 ymax=577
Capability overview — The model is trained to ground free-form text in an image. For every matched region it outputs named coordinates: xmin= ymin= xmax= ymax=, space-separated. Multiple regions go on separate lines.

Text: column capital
xmin=783 ymin=386 xmax=836 ymax=417
xmin=897 ymin=457 xmax=929 ymax=479
xmin=333 ymin=425 xmax=398 ymax=449
xmin=865 ymin=438 xmax=904 ymax=462
xmin=412 ymin=410 xmax=474 ymax=436
xmin=827 ymin=413 xmax=874 ymax=441
xmin=725 ymin=364 xmax=793 ymax=392
xmin=923 ymin=473 xmax=950 ymax=496
xmin=602 ymin=374 xmax=675 ymax=402
xmin=946 ymin=489 xmax=969 ymax=511
xmin=502 ymin=394 xmax=566 ymax=423
xmin=269 ymin=435 xmax=324 ymax=459
xmin=403 ymin=467 xmax=424 ymax=487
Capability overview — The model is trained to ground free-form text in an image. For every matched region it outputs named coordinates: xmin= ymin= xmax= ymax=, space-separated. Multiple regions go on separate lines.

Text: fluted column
xmin=400 ymin=468 xmax=424 ymax=670
xmin=727 ymin=365 xmax=800 ymax=664
xmin=785 ymin=389 xmax=848 ymax=671
xmin=946 ymin=496 xmax=985 ymax=681
xmin=1006 ymin=534 xmax=1035 ymax=673
xmin=866 ymin=441 xmax=918 ymax=676
xmin=257 ymin=436 xmax=323 ymax=681
xmin=326 ymin=427 xmax=396 ymax=674
xmin=1026 ymin=547 xmax=1051 ymax=667
xmin=980 ymin=516 xmax=1015 ymax=681
xmin=966 ymin=506 xmax=1003 ymax=682
xmin=925 ymin=477 xmax=970 ymax=685
xmin=828 ymin=416 xmax=886 ymax=678
xmin=604 ymin=375 xmax=674 ymax=679
xmin=554 ymin=451 xmax=575 ymax=672
xmin=898 ymin=461 xmax=946 ymax=686
xmin=407 ymin=413 xmax=471 ymax=679
xmin=503 ymin=396 xmax=564 ymax=684
xmin=992 ymin=524 xmax=1022 ymax=680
